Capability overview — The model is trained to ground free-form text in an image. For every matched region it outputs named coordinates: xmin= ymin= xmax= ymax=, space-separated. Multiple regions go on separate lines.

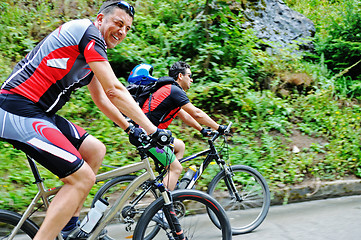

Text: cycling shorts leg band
xmin=147 ymin=146 xmax=176 ymax=166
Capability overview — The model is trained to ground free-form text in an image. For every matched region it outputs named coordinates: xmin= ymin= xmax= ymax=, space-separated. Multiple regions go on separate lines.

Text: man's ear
xmin=96 ymin=13 xmax=104 ymax=26
xmin=177 ymin=72 xmax=183 ymax=80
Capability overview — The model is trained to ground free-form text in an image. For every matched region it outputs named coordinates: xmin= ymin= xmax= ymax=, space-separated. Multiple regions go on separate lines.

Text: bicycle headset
xmin=128 ymin=63 xmax=158 ymax=85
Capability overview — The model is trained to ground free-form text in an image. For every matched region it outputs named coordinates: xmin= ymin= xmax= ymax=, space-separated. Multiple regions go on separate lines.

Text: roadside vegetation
xmin=0 ymin=0 xmax=360 ymax=211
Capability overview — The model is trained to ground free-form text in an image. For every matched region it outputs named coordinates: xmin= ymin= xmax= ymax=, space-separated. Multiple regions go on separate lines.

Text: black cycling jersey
xmin=142 ymin=84 xmax=190 ymax=129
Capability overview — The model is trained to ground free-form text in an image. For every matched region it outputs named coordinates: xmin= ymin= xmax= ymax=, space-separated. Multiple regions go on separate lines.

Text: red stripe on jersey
xmin=158 ymin=107 xmax=180 ymax=129
xmin=12 ymin=45 xmax=79 ymax=103
xmin=84 ymin=39 xmax=107 ymax=63
xmin=142 ymin=85 xmax=172 ymax=113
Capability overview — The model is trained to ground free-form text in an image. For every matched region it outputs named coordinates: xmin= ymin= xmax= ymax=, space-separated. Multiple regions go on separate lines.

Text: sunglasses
xmin=99 ymin=1 xmax=135 ymax=18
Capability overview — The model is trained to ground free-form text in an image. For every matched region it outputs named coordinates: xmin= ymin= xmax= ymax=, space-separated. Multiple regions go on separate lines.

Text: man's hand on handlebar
xmin=217 ymin=125 xmax=228 ymax=135
xmin=149 ymin=128 xmax=173 ymax=147
xmin=128 ymin=125 xmax=148 ymax=147
xmin=128 ymin=124 xmax=173 ymax=148
xmin=200 ymin=128 xmax=212 ymax=137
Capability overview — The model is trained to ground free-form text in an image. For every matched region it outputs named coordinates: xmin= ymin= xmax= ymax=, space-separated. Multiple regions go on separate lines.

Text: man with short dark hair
xmin=139 ymin=61 xmax=226 ymax=190
xmin=0 ymin=1 xmax=168 ymax=239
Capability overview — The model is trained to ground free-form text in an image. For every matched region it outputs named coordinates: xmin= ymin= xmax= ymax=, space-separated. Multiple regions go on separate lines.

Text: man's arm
xmin=87 ymin=75 xmax=130 ymax=130
xmin=88 ymin=61 xmax=157 ymax=135
xmin=177 ymin=109 xmax=202 ymax=131
xmin=181 ymin=102 xmax=219 ymax=130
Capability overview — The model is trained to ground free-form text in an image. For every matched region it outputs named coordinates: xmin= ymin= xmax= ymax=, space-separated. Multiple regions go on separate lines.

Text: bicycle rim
xmin=133 ymin=189 xmax=232 ymax=240
xmin=0 ymin=209 xmax=39 ymax=239
xmin=92 ymin=176 xmax=159 ymax=239
xmin=207 ymin=165 xmax=270 ymax=234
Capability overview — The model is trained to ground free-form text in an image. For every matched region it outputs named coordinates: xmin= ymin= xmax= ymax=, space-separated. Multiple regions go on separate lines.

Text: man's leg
xmin=66 ymin=135 xmax=106 ymax=217
xmin=163 ymin=159 xmax=183 ymax=190
xmin=163 ymin=138 xmax=185 ymax=190
xmin=173 ymin=138 xmax=185 ymax=159
xmin=33 ymin=163 xmax=95 ymax=240
xmin=79 ymin=135 xmax=107 ymax=173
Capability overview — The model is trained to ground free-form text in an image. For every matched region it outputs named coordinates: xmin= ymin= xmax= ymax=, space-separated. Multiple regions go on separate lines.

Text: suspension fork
xmin=222 ymin=164 xmax=242 ymax=202
xmin=158 ymin=184 xmax=186 ymax=240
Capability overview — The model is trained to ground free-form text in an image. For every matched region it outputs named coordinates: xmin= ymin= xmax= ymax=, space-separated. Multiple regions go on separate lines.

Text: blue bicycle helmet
xmin=128 ymin=63 xmax=158 ymax=85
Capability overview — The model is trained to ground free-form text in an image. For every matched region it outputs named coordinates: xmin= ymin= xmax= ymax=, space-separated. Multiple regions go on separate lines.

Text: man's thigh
xmin=0 ymin=94 xmax=85 ymax=178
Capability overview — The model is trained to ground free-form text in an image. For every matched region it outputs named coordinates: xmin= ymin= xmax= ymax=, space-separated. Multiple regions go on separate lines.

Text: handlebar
xmin=136 ymin=132 xmax=173 ymax=152
xmin=210 ymin=122 xmax=233 ymax=142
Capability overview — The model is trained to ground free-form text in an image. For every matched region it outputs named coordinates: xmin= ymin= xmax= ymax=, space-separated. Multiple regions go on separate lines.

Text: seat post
xmin=26 ymin=155 xmax=44 ymax=184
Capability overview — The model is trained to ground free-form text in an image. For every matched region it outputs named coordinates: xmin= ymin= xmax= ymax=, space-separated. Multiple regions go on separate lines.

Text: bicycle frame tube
xmin=179 ymin=149 xmax=210 ymax=164
xmin=88 ymin=157 xmax=157 ymax=240
xmin=8 ymin=156 xmax=157 ymax=240
xmin=185 ymin=152 xmax=221 ymax=189
xmin=95 ymin=161 xmax=147 ymax=183
xmin=7 ymin=181 xmax=61 ymax=240
xmin=179 ymin=138 xmax=227 ymax=190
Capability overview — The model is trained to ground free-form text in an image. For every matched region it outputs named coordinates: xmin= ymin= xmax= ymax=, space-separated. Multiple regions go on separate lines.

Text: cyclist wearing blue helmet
xmin=128 ymin=61 xmax=227 ymax=190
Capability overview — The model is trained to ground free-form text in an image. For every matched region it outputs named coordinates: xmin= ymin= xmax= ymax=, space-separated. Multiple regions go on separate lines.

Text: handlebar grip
xmin=225 ymin=122 xmax=233 ymax=133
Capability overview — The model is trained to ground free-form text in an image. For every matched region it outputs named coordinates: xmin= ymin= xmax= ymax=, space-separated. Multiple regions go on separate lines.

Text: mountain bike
xmin=0 ymin=136 xmax=232 ymax=240
xmin=94 ymin=122 xmax=270 ymax=235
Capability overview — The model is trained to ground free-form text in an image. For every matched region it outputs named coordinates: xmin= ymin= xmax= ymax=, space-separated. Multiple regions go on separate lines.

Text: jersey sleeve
xmin=79 ymin=25 xmax=108 ymax=63
xmin=171 ymin=85 xmax=190 ymax=107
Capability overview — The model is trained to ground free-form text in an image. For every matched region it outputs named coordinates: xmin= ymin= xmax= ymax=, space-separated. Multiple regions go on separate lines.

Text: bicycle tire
xmin=207 ymin=164 xmax=270 ymax=235
xmin=0 ymin=209 xmax=39 ymax=239
xmin=133 ymin=189 xmax=232 ymax=240
xmin=92 ymin=175 xmax=159 ymax=238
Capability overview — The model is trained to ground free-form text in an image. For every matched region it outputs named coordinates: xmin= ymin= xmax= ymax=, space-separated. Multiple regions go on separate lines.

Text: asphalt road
xmin=235 ymin=195 xmax=361 ymax=240
xmin=13 ymin=195 xmax=359 ymax=239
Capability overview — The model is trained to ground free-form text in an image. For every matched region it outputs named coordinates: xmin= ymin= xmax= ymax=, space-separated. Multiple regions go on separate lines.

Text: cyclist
xmin=128 ymin=61 xmax=227 ymax=190
xmin=0 ymin=1 xmax=170 ymax=240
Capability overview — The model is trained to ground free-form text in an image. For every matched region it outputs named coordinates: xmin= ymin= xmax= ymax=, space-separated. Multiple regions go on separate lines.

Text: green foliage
xmin=1 ymin=0 xmax=361 ymax=211
xmin=285 ymin=0 xmax=361 ymax=97
xmin=316 ymin=0 xmax=361 ymax=75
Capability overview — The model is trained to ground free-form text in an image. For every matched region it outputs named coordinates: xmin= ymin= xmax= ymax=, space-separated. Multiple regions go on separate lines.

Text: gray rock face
xmin=241 ymin=0 xmax=315 ymax=51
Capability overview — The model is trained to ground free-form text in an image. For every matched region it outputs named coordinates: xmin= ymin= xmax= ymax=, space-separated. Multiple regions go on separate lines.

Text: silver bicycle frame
xmin=7 ymin=156 xmax=166 ymax=240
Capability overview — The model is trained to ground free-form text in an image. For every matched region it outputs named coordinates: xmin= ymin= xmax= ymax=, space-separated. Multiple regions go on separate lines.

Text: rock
xmin=241 ymin=0 xmax=315 ymax=51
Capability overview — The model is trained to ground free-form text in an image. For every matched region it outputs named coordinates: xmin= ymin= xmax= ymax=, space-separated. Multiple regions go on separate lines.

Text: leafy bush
xmin=2 ymin=0 xmax=361 ymax=211
xmin=286 ymin=0 xmax=361 ymax=97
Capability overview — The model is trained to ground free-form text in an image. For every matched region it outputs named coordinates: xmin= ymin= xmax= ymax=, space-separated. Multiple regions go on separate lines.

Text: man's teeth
xmin=113 ymin=35 xmax=119 ymax=40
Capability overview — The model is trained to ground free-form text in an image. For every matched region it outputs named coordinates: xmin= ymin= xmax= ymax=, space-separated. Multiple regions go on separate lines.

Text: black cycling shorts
xmin=0 ymin=93 xmax=87 ymax=178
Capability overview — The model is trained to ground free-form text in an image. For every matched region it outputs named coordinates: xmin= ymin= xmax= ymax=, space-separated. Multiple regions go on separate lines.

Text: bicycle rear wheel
xmin=0 ymin=209 xmax=39 ymax=239
xmin=207 ymin=164 xmax=270 ymax=234
xmin=133 ymin=189 xmax=232 ymax=240
xmin=92 ymin=175 xmax=159 ymax=239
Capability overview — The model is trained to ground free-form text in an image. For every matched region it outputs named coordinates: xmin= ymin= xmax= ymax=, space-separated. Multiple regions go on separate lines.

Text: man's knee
xmin=171 ymin=160 xmax=183 ymax=175
xmin=174 ymin=138 xmax=185 ymax=159
xmin=79 ymin=135 xmax=106 ymax=168
xmin=86 ymin=136 xmax=106 ymax=159
xmin=174 ymin=139 xmax=185 ymax=151
xmin=62 ymin=164 xmax=96 ymax=192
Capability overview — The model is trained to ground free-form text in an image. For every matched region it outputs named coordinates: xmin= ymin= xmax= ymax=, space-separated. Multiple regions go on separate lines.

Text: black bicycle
xmin=94 ymin=122 xmax=270 ymax=235
xmin=0 ymin=135 xmax=232 ymax=240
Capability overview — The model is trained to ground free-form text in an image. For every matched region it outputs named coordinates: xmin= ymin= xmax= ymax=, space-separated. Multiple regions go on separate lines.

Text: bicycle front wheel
xmin=207 ymin=164 xmax=270 ymax=234
xmin=0 ymin=209 xmax=39 ymax=239
xmin=133 ymin=189 xmax=232 ymax=240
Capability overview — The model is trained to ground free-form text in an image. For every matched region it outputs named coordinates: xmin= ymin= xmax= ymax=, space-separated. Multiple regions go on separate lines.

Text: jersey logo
xmin=47 ymin=58 xmax=70 ymax=70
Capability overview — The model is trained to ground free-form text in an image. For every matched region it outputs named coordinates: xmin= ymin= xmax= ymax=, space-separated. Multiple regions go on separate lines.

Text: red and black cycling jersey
xmin=142 ymin=84 xmax=190 ymax=129
xmin=1 ymin=19 xmax=107 ymax=114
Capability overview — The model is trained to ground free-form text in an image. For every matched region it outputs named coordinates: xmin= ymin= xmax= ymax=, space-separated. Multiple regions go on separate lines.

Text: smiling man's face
xmin=96 ymin=7 xmax=133 ymax=49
